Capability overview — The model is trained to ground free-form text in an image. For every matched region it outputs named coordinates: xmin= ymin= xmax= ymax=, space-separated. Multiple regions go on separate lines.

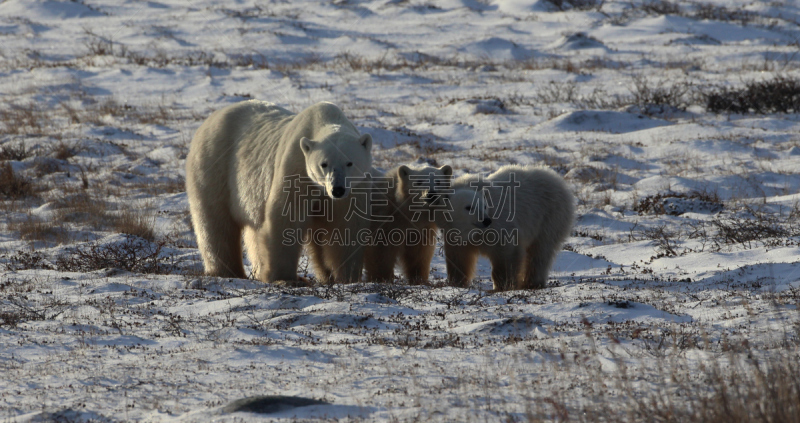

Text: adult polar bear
xmin=186 ymin=100 xmax=373 ymax=284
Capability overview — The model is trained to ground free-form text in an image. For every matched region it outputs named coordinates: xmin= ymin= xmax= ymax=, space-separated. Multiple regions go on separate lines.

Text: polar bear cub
xmin=186 ymin=100 xmax=373 ymax=284
xmin=363 ymin=164 xmax=453 ymax=283
xmin=437 ymin=165 xmax=574 ymax=291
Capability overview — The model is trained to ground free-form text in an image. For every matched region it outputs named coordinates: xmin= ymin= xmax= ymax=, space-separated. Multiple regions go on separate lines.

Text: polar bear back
xmin=496 ymin=165 xmax=573 ymax=241
xmin=187 ymin=100 xmax=360 ymax=228
xmin=187 ymin=100 xmax=294 ymax=227
xmin=452 ymin=165 xmax=574 ymax=241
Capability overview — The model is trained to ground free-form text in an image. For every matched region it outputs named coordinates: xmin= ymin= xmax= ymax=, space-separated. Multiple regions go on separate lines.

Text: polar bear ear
xmin=440 ymin=165 xmax=453 ymax=177
xmin=300 ymin=137 xmax=314 ymax=155
xmin=398 ymin=165 xmax=410 ymax=180
xmin=359 ymin=133 xmax=372 ymax=152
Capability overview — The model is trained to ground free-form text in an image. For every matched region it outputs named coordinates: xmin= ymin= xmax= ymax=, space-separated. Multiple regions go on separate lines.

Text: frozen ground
xmin=1 ymin=0 xmax=800 ymax=421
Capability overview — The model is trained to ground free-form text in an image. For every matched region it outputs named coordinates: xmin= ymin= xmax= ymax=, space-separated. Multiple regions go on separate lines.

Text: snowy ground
xmin=1 ymin=0 xmax=800 ymax=421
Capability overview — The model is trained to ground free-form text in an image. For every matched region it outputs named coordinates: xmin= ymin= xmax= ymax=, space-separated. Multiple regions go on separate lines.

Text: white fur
xmin=437 ymin=165 xmax=574 ymax=290
xmin=186 ymin=100 xmax=373 ymax=283
xmin=363 ymin=164 xmax=452 ymax=283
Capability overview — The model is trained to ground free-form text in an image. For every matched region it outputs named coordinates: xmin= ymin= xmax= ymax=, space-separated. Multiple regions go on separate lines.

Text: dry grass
xmin=533 ymin=75 xmax=800 ymax=115
xmin=64 ymin=96 xmax=179 ymax=127
xmin=0 ymin=95 xmax=184 ymax=141
xmin=7 ymin=214 xmax=71 ymax=244
xmin=633 ymin=191 xmax=723 ymax=216
xmin=4 ymin=41 xmax=632 ymax=77
xmin=52 ymin=191 xmax=114 ymax=229
xmin=32 ymin=157 xmax=64 ymax=176
xmin=632 ymin=0 xmax=762 ymax=27
xmin=112 ymin=208 xmax=157 ymax=242
xmin=50 ymin=191 xmax=158 ymax=240
xmin=630 ymin=75 xmax=694 ymax=113
xmin=706 ymin=76 xmax=800 ymax=114
xmin=0 ymin=103 xmax=49 ymax=135
xmin=4 ymin=191 xmax=157 ymax=245
xmin=2 ymin=250 xmax=53 ymax=271
xmin=580 ymin=352 xmax=800 ymax=423
xmin=55 ymin=235 xmax=177 ymax=274
xmin=0 ymin=141 xmax=32 ymax=161
xmin=0 ymin=163 xmax=37 ymax=199
xmin=543 ymin=0 xmax=603 ymax=12
xmin=49 ymin=140 xmax=78 ymax=160
xmin=124 ymin=177 xmax=186 ymax=196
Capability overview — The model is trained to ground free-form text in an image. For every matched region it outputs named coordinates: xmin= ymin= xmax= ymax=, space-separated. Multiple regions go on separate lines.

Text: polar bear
xmin=186 ymin=100 xmax=373 ymax=284
xmin=437 ymin=165 xmax=574 ymax=291
xmin=363 ymin=164 xmax=452 ymax=283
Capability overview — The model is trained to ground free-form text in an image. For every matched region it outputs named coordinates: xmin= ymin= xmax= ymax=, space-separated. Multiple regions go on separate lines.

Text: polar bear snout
xmin=326 ymin=168 xmax=350 ymax=199
xmin=473 ymin=217 xmax=492 ymax=228
xmin=331 ymin=186 xmax=346 ymax=198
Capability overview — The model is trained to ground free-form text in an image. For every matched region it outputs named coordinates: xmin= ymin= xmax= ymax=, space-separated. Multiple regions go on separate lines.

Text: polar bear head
xmin=300 ymin=130 xmax=373 ymax=199
xmin=396 ymin=164 xmax=453 ymax=204
xmin=437 ymin=188 xmax=492 ymax=232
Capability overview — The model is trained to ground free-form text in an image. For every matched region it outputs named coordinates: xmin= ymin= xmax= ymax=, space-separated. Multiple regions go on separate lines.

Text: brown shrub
xmin=706 ymin=76 xmax=800 ymax=114
xmin=7 ymin=214 xmax=70 ymax=244
xmin=127 ymin=177 xmax=185 ymax=195
xmin=0 ymin=141 xmax=31 ymax=161
xmin=0 ymin=163 xmax=36 ymax=199
xmin=583 ymin=354 xmax=800 ymax=423
xmin=55 ymin=235 xmax=177 ymax=274
xmin=112 ymin=209 xmax=156 ymax=242
xmin=50 ymin=141 xmax=77 ymax=160
xmin=0 ymin=103 xmax=49 ymax=135
xmin=2 ymin=250 xmax=53 ymax=271
xmin=52 ymin=192 xmax=113 ymax=229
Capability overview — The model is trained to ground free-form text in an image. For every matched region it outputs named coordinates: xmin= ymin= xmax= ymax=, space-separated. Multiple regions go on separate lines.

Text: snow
xmin=1 ymin=0 xmax=800 ymax=421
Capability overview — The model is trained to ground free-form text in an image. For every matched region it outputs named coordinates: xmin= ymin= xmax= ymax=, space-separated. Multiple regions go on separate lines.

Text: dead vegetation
xmin=52 ymin=191 xmax=115 ymax=230
xmin=3 ymin=187 xmax=158 ymax=245
xmin=543 ymin=0 xmax=604 ymax=12
xmin=531 ymin=75 xmax=800 ymax=115
xmin=0 ymin=103 xmax=47 ymax=135
xmin=629 ymin=75 xmax=694 ymax=113
xmin=6 ymin=214 xmax=71 ymax=244
xmin=633 ymin=0 xmax=762 ymax=26
xmin=0 ymin=141 xmax=32 ymax=161
xmin=55 ymin=235 xmax=177 ymax=274
xmin=633 ymin=191 xmax=723 ymax=216
xmin=123 ymin=177 xmax=186 ymax=196
xmin=634 ymin=197 xmax=800 ymax=255
xmin=706 ymin=76 xmax=800 ymax=114
xmin=0 ymin=38 xmax=631 ymax=77
xmin=2 ymin=250 xmax=53 ymax=271
xmin=580 ymin=352 xmax=800 ymax=423
xmin=711 ymin=206 xmax=797 ymax=250
xmin=0 ymin=163 xmax=37 ymax=199
xmin=0 ymin=96 xmax=184 ymax=141
xmin=113 ymin=208 xmax=157 ymax=241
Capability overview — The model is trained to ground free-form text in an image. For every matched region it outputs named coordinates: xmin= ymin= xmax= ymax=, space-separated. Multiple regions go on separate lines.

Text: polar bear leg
xmin=522 ymin=239 xmax=556 ymax=290
xmin=324 ymin=243 xmax=364 ymax=283
xmin=488 ymin=247 xmax=523 ymax=291
xmin=399 ymin=231 xmax=436 ymax=284
xmin=243 ymin=226 xmax=262 ymax=279
xmin=307 ymin=240 xmax=334 ymax=283
xmin=444 ymin=243 xmax=479 ymax=288
xmin=258 ymin=223 xmax=303 ymax=283
xmin=364 ymin=243 xmax=399 ymax=282
xmin=190 ymin=201 xmax=246 ymax=279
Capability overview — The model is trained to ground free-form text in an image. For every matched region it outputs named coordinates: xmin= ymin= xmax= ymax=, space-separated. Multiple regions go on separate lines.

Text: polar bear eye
xmin=347 ymin=162 xmax=353 ymax=167
xmin=321 ymin=162 xmax=328 ymax=168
